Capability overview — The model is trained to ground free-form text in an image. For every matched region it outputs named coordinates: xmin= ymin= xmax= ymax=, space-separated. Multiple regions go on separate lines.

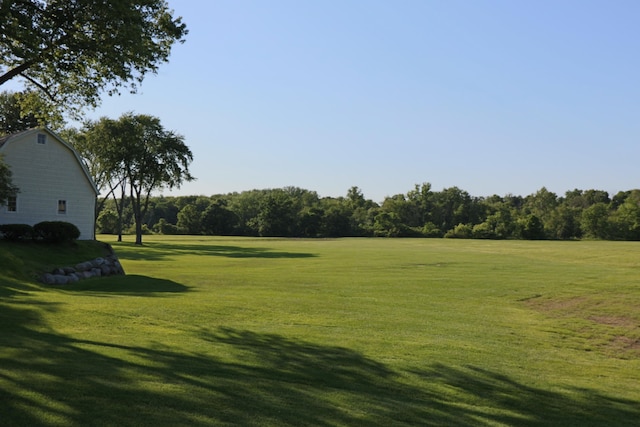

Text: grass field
xmin=1 ymin=235 xmax=639 ymax=426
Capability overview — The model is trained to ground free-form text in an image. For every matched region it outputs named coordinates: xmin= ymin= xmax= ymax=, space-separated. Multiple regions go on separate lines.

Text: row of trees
xmin=95 ymin=184 xmax=640 ymax=240
xmin=1 ymin=2 xmax=639 ymax=242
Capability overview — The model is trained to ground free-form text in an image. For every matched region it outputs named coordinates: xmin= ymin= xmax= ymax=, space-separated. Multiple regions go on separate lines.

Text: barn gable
xmin=0 ymin=128 xmax=98 ymax=240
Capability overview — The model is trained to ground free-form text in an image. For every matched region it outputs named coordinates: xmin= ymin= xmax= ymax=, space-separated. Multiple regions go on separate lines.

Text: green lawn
xmin=1 ymin=236 xmax=639 ymax=426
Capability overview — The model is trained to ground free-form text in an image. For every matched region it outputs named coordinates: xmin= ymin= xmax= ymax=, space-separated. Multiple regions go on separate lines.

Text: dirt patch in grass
xmin=589 ymin=315 xmax=637 ymax=328
xmin=524 ymin=296 xmax=640 ymax=359
xmin=524 ymin=296 xmax=589 ymax=314
xmin=608 ymin=336 xmax=640 ymax=358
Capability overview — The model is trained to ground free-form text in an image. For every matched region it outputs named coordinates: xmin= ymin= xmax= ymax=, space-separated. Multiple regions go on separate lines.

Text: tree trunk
xmin=131 ymin=187 xmax=144 ymax=245
xmin=135 ymin=220 xmax=143 ymax=245
xmin=115 ymin=181 xmax=126 ymax=242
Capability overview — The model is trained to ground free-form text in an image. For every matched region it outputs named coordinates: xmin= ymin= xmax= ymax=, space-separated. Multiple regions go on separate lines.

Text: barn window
xmin=58 ymin=200 xmax=67 ymax=214
xmin=37 ymin=133 xmax=47 ymax=144
xmin=6 ymin=196 xmax=17 ymax=212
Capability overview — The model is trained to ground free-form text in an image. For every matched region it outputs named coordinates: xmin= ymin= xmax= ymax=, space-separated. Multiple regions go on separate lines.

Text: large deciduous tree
xmin=77 ymin=113 xmax=193 ymax=245
xmin=0 ymin=0 xmax=187 ymax=114
xmin=65 ymin=121 xmax=129 ymax=241
xmin=124 ymin=114 xmax=193 ymax=244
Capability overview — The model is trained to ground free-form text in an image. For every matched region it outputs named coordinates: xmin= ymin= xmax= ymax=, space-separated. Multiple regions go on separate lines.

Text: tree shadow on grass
xmin=0 ymin=276 xmax=42 ymax=299
xmin=60 ymin=274 xmax=190 ymax=296
xmin=1 ymin=306 xmax=639 ymax=426
xmin=0 ymin=269 xmax=188 ymax=297
xmin=111 ymin=241 xmax=317 ymax=262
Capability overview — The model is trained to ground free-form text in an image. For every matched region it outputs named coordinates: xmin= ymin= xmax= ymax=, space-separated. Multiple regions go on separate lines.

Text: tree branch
xmin=0 ymin=61 xmax=34 ymax=86
xmin=17 ymin=72 xmax=57 ymax=102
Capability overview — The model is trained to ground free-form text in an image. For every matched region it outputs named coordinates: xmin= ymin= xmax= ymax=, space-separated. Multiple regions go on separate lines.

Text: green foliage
xmin=153 ymin=218 xmax=179 ymax=235
xmin=77 ymin=113 xmax=193 ymax=245
xmin=96 ymin=209 xmax=119 ymax=234
xmin=524 ymin=187 xmax=558 ymax=221
xmin=547 ymin=205 xmax=582 ymax=239
xmin=252 ymin=190 xmax=297 ymax=237
xmin=176 ymin=204 xmax=202 ymax=235
xmin=581 ymin=203 xmax=611 ymax=239
xmin=421 ymin=222 xmax=442 ymax=238
xmin=609 ymin=191 xmax=640 ymax=240
xmin=94 ymin=183 xmax=640 ymax=241
xmin=320 ymin=203 xmax=353 ymax=237
xmin=444 ymin=223 xmax=473 ymax=239
xmin=373 ymin=211 xmax=402 ymax=237
xmin=471 ymin=221 xmax=496 ymax=239
xmin=0 ymin=223 xmax=33 ymax=241
xmin=298 ymin=207 xmax=323 ymax=237
xmin=430 ymin=186 xmax=476 ymax=232
xmin=0 ymin=0 xmax=187 ymax=114
xmin=126 ymin=223 xmax=152 ymax=236
xmin=0 ymin=90 xmax=65 ymax=133
xmin=0 ymin=91 xmax=40 ymax=133
xmin=200 ymin=199 xmax=238 ymax=236
xmin=0 ymin=154 xmax=18 ymax=204
xmin=33 ymin=221 xmax=80 ymax=243
xmin=520 ymin=214 xmax=546 ymax=240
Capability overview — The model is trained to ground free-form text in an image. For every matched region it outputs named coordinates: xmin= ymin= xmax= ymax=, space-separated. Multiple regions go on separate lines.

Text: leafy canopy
xmin=0 ymin=0 xmax=187 ymax=113
xmin=76 ymin=113 xmax=194 ymax=244
xmin=0 ymin=90 xmax=64 ymax=134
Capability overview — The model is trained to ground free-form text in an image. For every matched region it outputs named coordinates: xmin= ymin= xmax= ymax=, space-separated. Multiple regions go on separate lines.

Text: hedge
xmin=33 ymin=221 xmax=80 ymax=243
xmin=0 ymin=223 xmax=34 ymax=241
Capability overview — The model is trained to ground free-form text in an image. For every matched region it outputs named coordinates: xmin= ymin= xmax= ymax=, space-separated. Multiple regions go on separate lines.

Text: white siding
xmin=0 ymin=130 xmax=96 ymax=239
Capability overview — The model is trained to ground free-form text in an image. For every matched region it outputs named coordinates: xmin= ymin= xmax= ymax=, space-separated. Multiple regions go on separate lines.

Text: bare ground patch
xmin=524 ymin=296 xmax=589 ymax=314
xmin=588 ymin=315 xmax=637 ymax=328
xmin=608 ymin=336 xmax=640 ymax=357
xmin=524 ymin=295 xmax=640 ymax=359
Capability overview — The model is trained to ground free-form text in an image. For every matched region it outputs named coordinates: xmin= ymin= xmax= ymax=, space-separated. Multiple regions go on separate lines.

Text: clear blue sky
xmin=82 ymin=1 xmax=640 ymax=202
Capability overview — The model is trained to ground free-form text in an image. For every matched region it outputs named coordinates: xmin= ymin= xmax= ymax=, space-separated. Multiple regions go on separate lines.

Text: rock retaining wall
xmin=41 ymin=247 xmax=125 ymax=285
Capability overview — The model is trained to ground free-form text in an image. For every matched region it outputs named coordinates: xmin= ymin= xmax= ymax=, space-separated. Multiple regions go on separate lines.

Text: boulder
xmin=75 ymin=261 xmax=93 ymax=272
xmin=42 ymin=251 xmax=125 ymax=285
xmin=91 ymin=257 xmax=105 ymax=267
xmin=53 ymin=274 xmax=69 ymax=285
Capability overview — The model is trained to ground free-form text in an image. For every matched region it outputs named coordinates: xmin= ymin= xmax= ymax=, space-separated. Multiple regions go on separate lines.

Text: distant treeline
xmin=97 ymin=184 xmax=640 ymax=240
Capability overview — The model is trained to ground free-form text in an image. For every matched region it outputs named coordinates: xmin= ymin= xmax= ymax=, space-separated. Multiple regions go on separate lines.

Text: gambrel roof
xmin=0 ymin=127 xmax=99 ymax=195
xmin=0 ymin=128 xmax=32 ymax=148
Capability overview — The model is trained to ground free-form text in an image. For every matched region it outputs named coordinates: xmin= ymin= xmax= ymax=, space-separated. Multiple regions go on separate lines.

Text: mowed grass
xmin=1 ymin=236 xmax=639 ymax=426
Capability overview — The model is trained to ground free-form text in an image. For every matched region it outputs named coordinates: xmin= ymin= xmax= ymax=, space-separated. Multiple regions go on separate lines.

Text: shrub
xmin=422 ymin=222 xmax=442 ymax=238
xmin=472 ymin=222 xmax=497 ymax=239
xmin=153 ymin=218 xmax=179 ymax=235
xmin=33 ymin=221 xmax=80 ymax=243
xmin=96 ymin=209 xmax=119 ymax=234
xmin=126 ymin=224 xmax=152 ymax=235
xmin=444 ymin=223 xmax=473 ymax=239
xmin=0 ymin=223 xmax=34 ymax=241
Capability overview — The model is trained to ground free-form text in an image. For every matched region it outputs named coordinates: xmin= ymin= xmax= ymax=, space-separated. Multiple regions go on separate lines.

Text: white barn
xmin=0 ymin=128 xmax=98 ymax=240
